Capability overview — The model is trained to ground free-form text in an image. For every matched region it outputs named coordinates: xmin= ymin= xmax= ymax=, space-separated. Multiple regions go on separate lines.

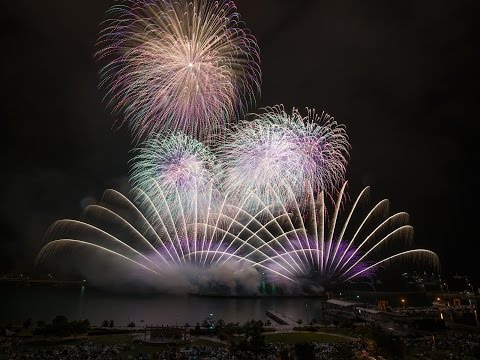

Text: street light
xmin=473 ymin=306 xmax=479 ymax=327
xmin=401 ymin=298 xmax=405 ymax=308
xmin=443 ymin=282 xmax=449 ymax=294
xmin=468 ymin=283 xmax=474 ymax=294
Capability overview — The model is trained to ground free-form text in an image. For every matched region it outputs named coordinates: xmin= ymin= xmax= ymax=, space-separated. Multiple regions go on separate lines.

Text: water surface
xmin=0 ymin=286 xmax=325 ymax=326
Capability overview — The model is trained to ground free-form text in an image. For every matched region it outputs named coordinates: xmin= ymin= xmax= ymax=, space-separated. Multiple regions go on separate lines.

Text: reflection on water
xmin=0 ymin=286 xmax=325 ymax=326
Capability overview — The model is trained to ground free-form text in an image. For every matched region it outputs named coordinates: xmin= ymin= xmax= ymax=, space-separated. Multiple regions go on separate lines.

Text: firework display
xmin=36 ymin=181 xmax=439 ymax=293
xmin=96 ymin=0 xmax=260 ymax=140
xmin=36 ymin=0 xmax=440 ymax=294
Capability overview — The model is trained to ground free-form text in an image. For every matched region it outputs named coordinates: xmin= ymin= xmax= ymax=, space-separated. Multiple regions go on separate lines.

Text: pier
xmin=265 ymin=310 xmax=298 ymax=326
xmin=0 ymin=278 xmax=86 ymax=287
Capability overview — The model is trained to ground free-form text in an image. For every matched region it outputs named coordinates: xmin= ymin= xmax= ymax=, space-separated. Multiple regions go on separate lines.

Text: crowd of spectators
xmin=230 ymin=342 xmax=368 ymax=360
xmin=0 ymin=338 xmax=370 ymax=360
xmin=1 ymin=338 xmax=135 ymax=359
xmin=404 ymin=332 xmax=480 ymax=359
xmin=2 ymin=331 xmax=480 ymax=359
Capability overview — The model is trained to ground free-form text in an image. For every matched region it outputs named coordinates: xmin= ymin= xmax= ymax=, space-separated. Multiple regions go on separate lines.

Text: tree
xmin=70 ymin=320 xmax=90 ymax=338
xmin=52 ymin=315 xmax=68 ymax=326
xmin=23 ymin=318 xmax=32 ymax=329
xmin=34 ymin=320 xmax=46 ymax=336
xmin=222 ymin=322 xmax=241 ymax=337
xmin=297 ymin=319 xmax=303 ymax=325
xmin=216 ymin=318 xmax=225 ymax=330
xmin=36 ymin=320 xmax=46 ymax=328
xmin=128 ymin=321 xmax=136 ymax=328
xmin=52 ymin=315 xmax=70 ymax=336
xmin=109 ymin=320 xmax=114 ymax=328
xmin=102 ymin=320 xmax=109 ymax=327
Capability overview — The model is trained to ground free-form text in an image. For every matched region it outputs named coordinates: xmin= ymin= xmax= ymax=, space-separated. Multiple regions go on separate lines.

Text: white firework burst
xmin=96 ymin=0 xmax=261 ymax=140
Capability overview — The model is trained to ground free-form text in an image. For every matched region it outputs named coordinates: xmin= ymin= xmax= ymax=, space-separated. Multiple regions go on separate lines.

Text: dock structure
xmin=266 ymin=310 xmax=298 ymax=326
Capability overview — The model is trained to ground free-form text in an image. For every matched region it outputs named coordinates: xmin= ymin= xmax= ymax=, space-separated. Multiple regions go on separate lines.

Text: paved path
xmin=263 ymin=330 xmax=358 ymax=341
xmin=136 ymin=328 xmax=358 ymax=345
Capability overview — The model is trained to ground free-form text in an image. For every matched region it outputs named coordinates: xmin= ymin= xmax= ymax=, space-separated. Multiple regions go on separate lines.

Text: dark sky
xmin=2 ymin=1 xmax=479 ymax=280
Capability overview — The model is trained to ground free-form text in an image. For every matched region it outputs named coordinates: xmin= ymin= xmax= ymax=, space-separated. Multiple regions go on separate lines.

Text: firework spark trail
xmin=332 ymin=211 xmax=410 ymax=274
xmin=339 ymin=225 xmax=414 ymax=278
xmin=36 ymin=239 xmax=162 ymax=275
xmin=343 ymin=250 xmax=439 ymax=282
xmin=35 ymin=185 xmax=269 ymax=293
xmin=218 ymin=105 xmax=350 ymax=209
xmin=213 ymin=204 xmax=303 ymax=275
xmin=44 ymin=219 xmax=167 ymax=269
xmin=215 ymin=187 xmax=308 ymax=274
xmin=254 ymin=183 xmax=440 ymax=288
xmin=329 ymin=186 xmax=370 ymax=273
xmin=132 ymin=187 xmax=184 ymax=263
xmin=96 ymin=0 xmax=261 ymax=140
xmin=81 ymin=203 xmax=168 ymax=267
xmin=333 ymin=198 xmax=390 ymax=273
xmin=193 ymin=191 xmax=304 ymax=277
xmin=256 ymin=239 xmax=372 ymax=282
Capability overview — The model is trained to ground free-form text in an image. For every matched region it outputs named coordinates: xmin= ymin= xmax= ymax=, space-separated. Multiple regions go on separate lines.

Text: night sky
xmin=2 ymin=1 xmax=479 ymax=280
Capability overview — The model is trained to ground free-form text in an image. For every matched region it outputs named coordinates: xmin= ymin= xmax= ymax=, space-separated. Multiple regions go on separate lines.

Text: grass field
xmin=265 ymin=332 xmax=351 ymax=344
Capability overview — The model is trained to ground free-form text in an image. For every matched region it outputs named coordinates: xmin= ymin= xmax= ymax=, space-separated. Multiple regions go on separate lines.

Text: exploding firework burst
xmin=96 ymin=0 xmax=261 ymax=140
xmin=217 ymin=105 xmax=350 ymax=208
xmin=130 ymin=132 xmax=218 ymax=221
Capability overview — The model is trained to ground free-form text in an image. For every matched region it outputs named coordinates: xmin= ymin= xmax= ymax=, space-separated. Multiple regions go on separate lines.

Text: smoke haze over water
xmin=37 ymin=252 xmax=261 ymax=295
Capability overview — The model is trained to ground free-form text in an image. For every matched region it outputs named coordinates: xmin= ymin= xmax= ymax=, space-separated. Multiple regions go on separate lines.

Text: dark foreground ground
xmin=1 ymin=325 xmax=479 ymax=360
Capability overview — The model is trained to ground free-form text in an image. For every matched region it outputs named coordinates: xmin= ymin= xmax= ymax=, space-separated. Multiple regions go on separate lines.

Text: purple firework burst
xmin=218 ymin=105 xmax=350 ymax=209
